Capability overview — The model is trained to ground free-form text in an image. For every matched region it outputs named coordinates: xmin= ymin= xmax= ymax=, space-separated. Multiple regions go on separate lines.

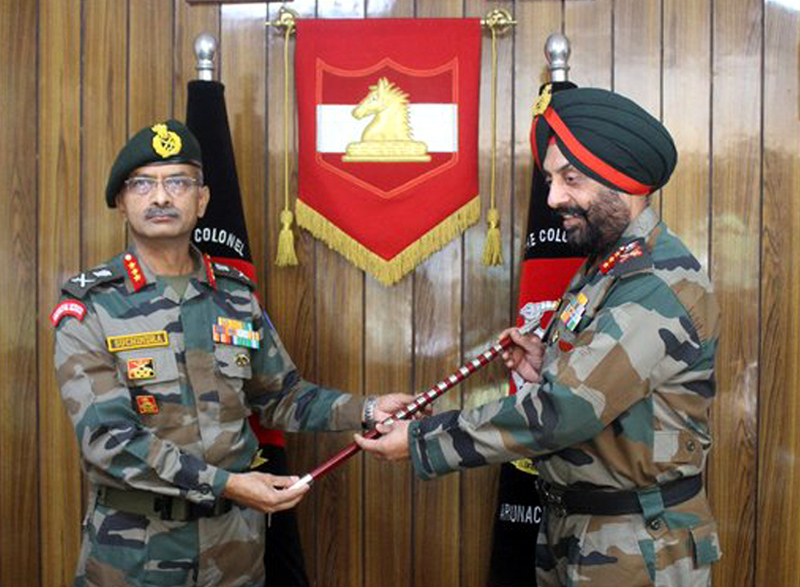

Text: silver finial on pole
xmin=544 ymin=33 xmax=570 ymax=82
xmin=194 ymin=33 xmax=218 ymax=81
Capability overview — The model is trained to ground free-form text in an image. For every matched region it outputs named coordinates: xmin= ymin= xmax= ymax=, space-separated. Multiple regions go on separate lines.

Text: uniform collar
xmin=121 ymin=244 xmax=216 ymax=296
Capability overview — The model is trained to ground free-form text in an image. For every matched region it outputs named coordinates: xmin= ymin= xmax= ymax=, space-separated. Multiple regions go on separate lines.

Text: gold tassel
xmin=482 ymin=208 xmax=503 ymax=266
xmin=481 ymin=23 xmax=503 ymax=266
xmin=275 ymin=210 xmax=298 ymax=266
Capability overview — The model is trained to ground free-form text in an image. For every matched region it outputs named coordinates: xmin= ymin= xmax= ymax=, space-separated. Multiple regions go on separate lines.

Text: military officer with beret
xmin=52 ymin=120 xmax=413 ymax=587
xmin=357 ymin=87 xmax=721 ymax=586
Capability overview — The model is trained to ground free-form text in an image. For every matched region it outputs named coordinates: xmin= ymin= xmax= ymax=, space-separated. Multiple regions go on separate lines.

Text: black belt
xmin=96 ymin=486 xmax=234 ymax=522
xmin=537 ymin=475 xmax=703 ymax=517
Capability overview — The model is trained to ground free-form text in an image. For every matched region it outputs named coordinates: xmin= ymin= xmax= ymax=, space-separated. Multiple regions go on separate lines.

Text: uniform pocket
xmin=690 ymin=520 xmax=721 ymax=566
xmin=213 ymin=344 xmax=251 ymax=422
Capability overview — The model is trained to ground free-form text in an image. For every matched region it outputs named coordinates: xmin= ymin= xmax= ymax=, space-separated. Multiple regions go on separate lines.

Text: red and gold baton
xmin=289 ymin=304 xmax=556 ymax=491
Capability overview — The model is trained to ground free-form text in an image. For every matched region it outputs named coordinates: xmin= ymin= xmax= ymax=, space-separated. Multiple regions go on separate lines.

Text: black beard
xmin=558 ymin=190 xmax=631 ymax=257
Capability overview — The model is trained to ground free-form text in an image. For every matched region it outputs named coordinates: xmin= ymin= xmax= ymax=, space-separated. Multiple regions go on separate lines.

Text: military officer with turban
xmin=52 ymin=120 xmax=413 ymax=587
xmin=357 ymin=87 xmax=721 ymax=586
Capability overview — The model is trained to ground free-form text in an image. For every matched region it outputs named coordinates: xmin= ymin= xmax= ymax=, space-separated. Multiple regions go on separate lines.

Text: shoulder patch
xmin=61 ymin=263 xmax=124 ymax=299
xmin=50 ymin=299 xmax=87 ymax=327
xmin=213 ymin=262 xmax=255 ymax=290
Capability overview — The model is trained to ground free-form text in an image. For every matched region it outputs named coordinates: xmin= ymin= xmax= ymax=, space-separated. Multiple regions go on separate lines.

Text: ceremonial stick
xmin=289 ymin=307 xmax=555 ymax=491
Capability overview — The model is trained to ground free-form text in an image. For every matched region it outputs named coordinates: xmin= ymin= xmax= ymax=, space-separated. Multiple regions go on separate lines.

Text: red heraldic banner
xmin=296 ymin=18 xmax=481 ymax=285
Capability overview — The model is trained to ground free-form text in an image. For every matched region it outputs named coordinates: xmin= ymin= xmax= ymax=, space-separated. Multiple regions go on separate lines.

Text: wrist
xmin=362 ymin=395 xmax=378 ymax=429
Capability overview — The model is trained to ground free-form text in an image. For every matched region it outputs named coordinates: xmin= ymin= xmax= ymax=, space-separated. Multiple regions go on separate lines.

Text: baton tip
xmin=289 ymin=474 xmax=314 ymax=491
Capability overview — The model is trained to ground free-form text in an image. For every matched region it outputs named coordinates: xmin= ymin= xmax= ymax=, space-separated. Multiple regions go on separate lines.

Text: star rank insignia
xmin=124 ymin=253 xmax=147 ymax=292
xmin=136 ymin=395 xmax=159 ymax=415
xmin=127 ymin=358 xmax=156 ymax=380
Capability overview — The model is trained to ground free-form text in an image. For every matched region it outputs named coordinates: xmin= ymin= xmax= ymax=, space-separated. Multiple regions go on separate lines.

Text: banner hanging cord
xmin=482 ymin=24 xmax=503 ymax=266
xmin=275 ymin=12 xmax=299 ymax=266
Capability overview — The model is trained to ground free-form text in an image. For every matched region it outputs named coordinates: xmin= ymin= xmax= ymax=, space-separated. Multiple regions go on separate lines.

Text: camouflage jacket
xmin=410 ymin=207 xmax=719 ymax=490
xmin=53 ymin=245 xmax=363 ymax=506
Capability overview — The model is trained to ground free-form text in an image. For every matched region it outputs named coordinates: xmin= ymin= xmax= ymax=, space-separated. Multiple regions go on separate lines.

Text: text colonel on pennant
xmin=295 ymin=18 xmax=482 ymax=286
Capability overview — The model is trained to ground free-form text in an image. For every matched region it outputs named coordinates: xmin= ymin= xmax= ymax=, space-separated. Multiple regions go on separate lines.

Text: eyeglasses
xmin=124 ymin=176 xmax=201 ymax=197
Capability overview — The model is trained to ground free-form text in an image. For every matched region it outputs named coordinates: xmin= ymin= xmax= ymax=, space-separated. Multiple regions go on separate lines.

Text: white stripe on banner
xmin=316 ymin=104 xmax=458 ymax=153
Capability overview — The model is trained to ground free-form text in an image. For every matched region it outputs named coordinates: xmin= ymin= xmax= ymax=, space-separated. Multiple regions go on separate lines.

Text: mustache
xmin=556 ymin=206 xmax=587 ymax=220
xmin=144 ymin=207 xmax=180 ymax=220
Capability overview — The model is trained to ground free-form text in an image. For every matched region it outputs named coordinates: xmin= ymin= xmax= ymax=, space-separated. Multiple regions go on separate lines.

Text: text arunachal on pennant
xmin=295 ymin=18 xmax=481 ymax=286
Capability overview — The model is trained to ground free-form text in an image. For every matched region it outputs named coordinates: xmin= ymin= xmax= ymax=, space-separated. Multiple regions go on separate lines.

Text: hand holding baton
xmin=289 ymin=301 xmax=556 ymax=490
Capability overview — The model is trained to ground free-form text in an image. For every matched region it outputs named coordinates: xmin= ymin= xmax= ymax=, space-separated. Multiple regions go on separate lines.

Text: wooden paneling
xmin=4 ymin=0 xmax=800 ymax=585
xmin=37 ymin=1 xmax=83 ymax=586
xmin=362 ymin=0 xmax=415 ymax=584
xmin=312 ymin=3 xmax=366 ymax=586
xmin=411 ymin=1 xmax=462 ymax=584
xmin=265 ymin=1 xmax=320 ymax=580
xmin=0 ymin=0 xmax=39 ymax=585
xmin=710 ymin=0 xmax=762 ymax=585
xmin=662 ymin=0 xmax=711 ymax=269
xmin=614 ymin=0 xmax=662 ymax=212
xmin=461 ymin=2 xmax=514 ymax=586
xmin=757 ymin=3 xmax=800 ymax=585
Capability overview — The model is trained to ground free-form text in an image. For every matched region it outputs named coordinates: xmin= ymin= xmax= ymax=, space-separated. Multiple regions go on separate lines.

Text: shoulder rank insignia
xmin=50 ymin=300 xmax=87 ymax=327
xmin=123 ymin=253 xmax=148 ymax=292
xmin=600 ymin=239 xmax=650 ymax=276
xmin=203 ymin=254 xmax=217 ymax=290
xmin=212 ymin=261 xmax=254 ymax=290
xmin=61 ymin=264 xmax=123 ymax=299
xmin=213 ymin=317 xmax=260 ymax=349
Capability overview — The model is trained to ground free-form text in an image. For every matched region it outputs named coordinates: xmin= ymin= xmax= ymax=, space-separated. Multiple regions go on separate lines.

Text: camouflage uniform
xmin=54 ymin=245 xmax=363 ymax=587
xmin=409 ymin=207 xmax=721 ymax=586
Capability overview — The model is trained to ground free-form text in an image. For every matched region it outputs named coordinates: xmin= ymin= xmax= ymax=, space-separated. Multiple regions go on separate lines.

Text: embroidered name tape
xmin=107 ymin=330 xmax=169 ymax=353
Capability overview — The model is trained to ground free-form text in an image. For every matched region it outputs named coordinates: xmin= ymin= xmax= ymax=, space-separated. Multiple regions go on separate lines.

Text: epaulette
xmin=212 ymin=261 xmax=255 ymax=290
xmin=600 ymin=238 xmax=653 ymax=278
xmin=61 ymin=261 xmax=125 ymax=299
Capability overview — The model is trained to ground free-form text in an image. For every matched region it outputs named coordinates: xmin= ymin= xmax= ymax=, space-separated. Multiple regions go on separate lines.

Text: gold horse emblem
xmin=342 ymin=77 xmax=431 ymax=163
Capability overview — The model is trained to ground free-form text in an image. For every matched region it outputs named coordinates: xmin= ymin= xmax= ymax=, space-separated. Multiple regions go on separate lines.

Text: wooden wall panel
xmin=565 ymin=0 xmax=612 ymax=89
xmin=757 ymin=3 xmax=800 ymax=585
xmin=312 ymin=4 xmax=366 ymax=586
xmin=129 ymin=0 xmax=174 ymax=129
xmin=37 ymin=1 xmax=83 ymax=585
xmin=710 ymin=0 xmax=762 ymax=585
xmin=461 ymin=2 xmax=514 ymax=586
xmin=614 ymin=0 xmax=662 ymax=212
xmin=363 ymin=0 xmax=415 ymax=585
xmin=83 ymin=0 xmax=127 ymax=267
xmin=265 ymin=1 xmax=320 ymax=580
xmin=174 ymin=1 xmax=220 ymax=118
xmin=0 ymin=0 xmax=39 ymax=585
xmin=411 ymin=0 xmax=462 ymax=584
xmin=6 ymin=1 xmax=800 ymax=585
xmin=662 ymin=0 xmax=711 ymax=270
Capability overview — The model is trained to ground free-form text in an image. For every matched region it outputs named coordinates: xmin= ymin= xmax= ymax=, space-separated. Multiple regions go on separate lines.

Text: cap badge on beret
xmin=532 ymin=83 xmax=552 ymax=117
xmin=151 ymin=123 xmax=182 ymax=158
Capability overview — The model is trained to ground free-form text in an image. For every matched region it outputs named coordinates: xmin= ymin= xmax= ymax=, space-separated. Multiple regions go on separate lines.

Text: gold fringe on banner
xmin=296 ymin=196 xmax=481 ymax=286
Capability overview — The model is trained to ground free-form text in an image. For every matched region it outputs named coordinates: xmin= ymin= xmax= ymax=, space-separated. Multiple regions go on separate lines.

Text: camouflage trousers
xmin=73 ymin=495 xmax=265 ymax=587
xmin=534 ymin=492 xmax=720 ymax=586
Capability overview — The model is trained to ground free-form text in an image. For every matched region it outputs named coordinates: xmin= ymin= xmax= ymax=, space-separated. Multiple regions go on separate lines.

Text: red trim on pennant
xmin=50 ymin=300 xmax=87 ymax=327
xmin=530 ymin=116 xmax=541 ymax=168
xmin=543 ymin=108 xmax=652 ymax=195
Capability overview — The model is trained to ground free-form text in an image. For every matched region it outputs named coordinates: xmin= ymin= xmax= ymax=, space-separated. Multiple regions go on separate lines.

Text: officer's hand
xmin=354 ymin=420 xmax=411 ymax=461
xmin=499 ymin=327 xmax=544 ymax=383
xmin=222 ymin=471 xmax=309 ymax=513
xmin=373 ymin=393 xmax=430 ymax=423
